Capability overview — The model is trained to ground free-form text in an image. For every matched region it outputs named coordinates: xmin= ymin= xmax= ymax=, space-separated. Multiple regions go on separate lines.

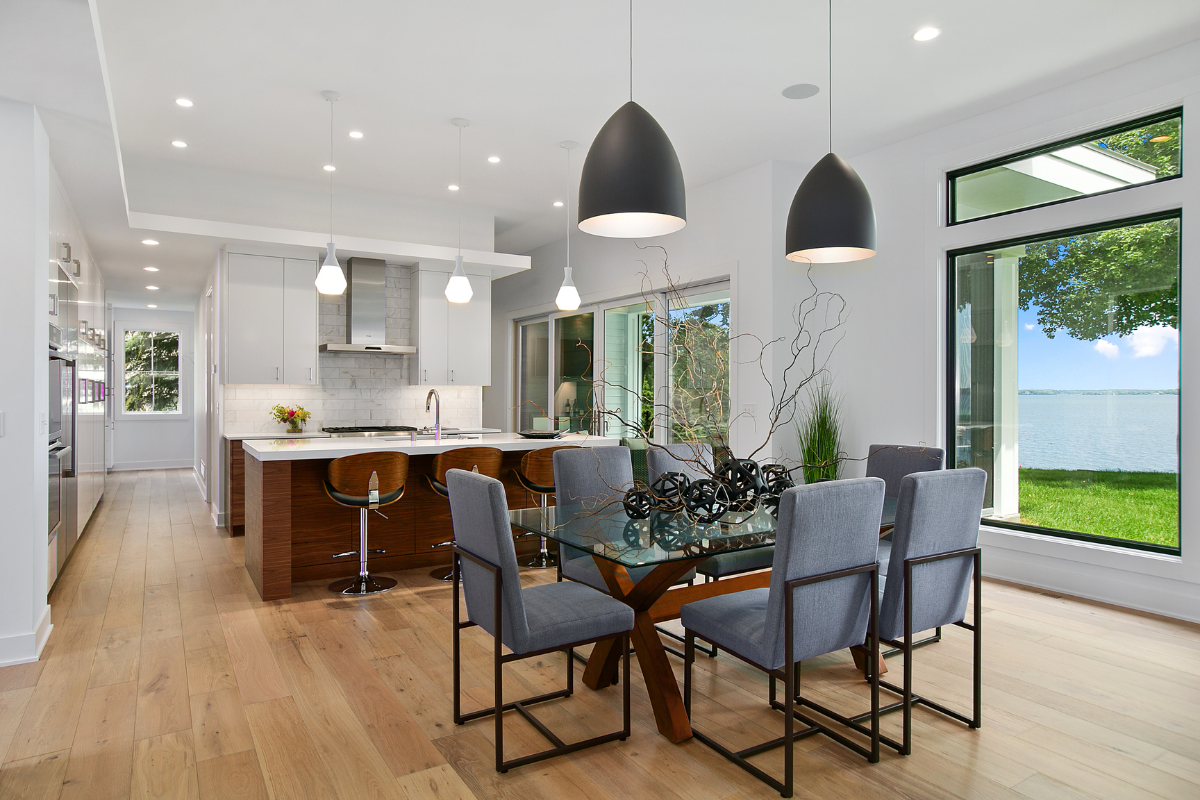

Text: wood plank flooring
xmin=2 ymin=469 xmax=1199 ymax=799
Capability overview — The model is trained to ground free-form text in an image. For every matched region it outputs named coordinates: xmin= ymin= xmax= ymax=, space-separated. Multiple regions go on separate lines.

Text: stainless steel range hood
xmin=318 ymin=257 xmax=416 ymax=354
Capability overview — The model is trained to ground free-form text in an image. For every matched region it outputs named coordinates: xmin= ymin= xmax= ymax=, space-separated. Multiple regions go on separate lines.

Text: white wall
xmin=111 ymin=308 xmax=196 ymax=470
xmin=0 ymin=99 xmax=52 ymax=666
xmin=820 ymin=39 xmax=1200 ymax=622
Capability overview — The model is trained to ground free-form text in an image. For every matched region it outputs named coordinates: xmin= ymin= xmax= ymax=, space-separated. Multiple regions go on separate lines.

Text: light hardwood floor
xmin=2 ymin=469 xmax=1198 ymax=800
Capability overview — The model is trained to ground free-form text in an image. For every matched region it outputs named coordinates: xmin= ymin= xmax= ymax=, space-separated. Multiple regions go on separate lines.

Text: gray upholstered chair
xmin=447 ymin=469 xmax=634 ymax=772
xmin=553 ymin=446 xmax=696 ymax=592
xmin=681 ymin=478 xmax=885 ymax=797
xmin=648 ymin=443 xmax=777 ymax=584
xmin=863 ymin=467 xmax=986 ymax=757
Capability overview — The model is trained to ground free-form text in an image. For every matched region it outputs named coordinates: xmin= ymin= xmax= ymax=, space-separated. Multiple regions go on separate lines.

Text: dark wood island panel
xmin=244 ymin=447 xmax=553 ymax=599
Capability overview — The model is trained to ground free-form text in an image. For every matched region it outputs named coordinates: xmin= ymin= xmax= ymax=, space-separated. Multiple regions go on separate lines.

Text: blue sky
xmin=1018 ymin=306 xmax=1179 ymax=390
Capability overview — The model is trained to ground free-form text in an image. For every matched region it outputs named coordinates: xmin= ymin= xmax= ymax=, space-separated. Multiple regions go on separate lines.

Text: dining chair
xmin=858 ymin=467 xmax=987 ymax=757
xmin=447 ymin=469 xmax=634 ymax=773
xmin=681 ymin=478 xmax=885 ymax=798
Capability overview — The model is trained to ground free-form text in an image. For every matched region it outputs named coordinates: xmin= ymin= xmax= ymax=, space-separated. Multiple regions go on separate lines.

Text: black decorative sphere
xmin=761 ymin=464 xmax=796 ymax=496
xmin=622 ymin=489 xmax=654 ymax=520
xmin=682 ymin=479 xmax=732 ymax=524
xmin=649 ymin=472 xmax=691 ymax=511
xmin=718 ymin=459 xmax=767 ymax=513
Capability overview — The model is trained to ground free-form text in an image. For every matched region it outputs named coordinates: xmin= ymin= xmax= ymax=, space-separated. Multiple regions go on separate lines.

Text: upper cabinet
xmin=225 ymin=253 xmax=317 ymax=384
xmin=411 ymin=266 xmax=491 ymax=387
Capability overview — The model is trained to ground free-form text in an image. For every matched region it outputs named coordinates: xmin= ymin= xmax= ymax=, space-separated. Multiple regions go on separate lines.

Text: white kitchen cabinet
xmin=282 ymin=258 xmax=319 ymax=384
xmin=411 ymin=266 xmax=491 ymax=386
xmin=226 ymin=254 xmax=285 ymax=384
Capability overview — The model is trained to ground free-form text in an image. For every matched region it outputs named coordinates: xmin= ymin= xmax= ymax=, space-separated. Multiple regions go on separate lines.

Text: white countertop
xmin=240 ymin=432 xmax=617 ymax=461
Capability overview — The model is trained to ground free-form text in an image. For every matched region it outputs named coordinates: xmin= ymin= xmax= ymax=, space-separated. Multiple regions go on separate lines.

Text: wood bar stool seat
xmin=323 ymin=452 xmax=409 ymax=595
xmin=427 ymin=447 xmax=504 ymax=581
xmin=511 ymin=445 xmax=580 ymax=569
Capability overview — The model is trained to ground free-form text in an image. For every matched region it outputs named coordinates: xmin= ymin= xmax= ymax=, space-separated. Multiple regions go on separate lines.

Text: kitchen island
xmin=240 ymin=433 xmax=618 ymax=599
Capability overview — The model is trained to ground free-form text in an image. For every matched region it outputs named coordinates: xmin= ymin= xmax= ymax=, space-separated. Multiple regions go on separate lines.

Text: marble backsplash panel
xmin=222 ymin=264 xmax=484 ymax=434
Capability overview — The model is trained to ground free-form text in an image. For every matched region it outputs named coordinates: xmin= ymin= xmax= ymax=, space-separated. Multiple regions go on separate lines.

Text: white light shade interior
xmin=445 ymin=255 xmax=473 ymax=303
xmin=577 ymin=211 xmax=685 ymax=238
xmin=315 ymin=243 xmax=347 ymax=294
xmin=786 ymin=246 xmax=876 ymax=264
xmin=555 ymin=267 xmax=580 ymax=311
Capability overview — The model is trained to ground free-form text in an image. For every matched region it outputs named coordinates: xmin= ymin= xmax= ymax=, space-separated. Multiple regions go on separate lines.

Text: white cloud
xmin=1024 ymin=323 xmax=1036 ymax=330
xmin=1126 ymin=325 xmax=1178 ymax=358
xmin=1094 ymin=340 xmax=1119 ymax=360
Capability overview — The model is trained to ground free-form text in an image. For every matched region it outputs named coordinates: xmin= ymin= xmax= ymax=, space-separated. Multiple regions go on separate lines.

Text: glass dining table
xmin=509 ymin=497 xmax=897 ymax=742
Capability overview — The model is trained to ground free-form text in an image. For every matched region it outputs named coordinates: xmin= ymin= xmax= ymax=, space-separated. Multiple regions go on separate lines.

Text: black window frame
xmin=948 ymin=108 xmax=1183 ymax=226
xmin=945 ymin=209 xmax=1183 ymax=556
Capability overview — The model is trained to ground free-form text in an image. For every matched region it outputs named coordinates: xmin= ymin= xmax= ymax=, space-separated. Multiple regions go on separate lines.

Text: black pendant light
xmin=578 ymin=0 xmax=685 ymax=238
xmin=785 ymin=0 xmax=876 ymax=264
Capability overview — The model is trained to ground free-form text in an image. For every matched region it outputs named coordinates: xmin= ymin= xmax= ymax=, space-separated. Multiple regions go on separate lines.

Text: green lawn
xmin=1017 ymin=469 xmax=1178 ymax=548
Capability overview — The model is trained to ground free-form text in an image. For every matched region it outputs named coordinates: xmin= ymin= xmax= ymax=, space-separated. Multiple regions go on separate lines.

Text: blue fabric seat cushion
xmin=681 ymin=588 xmax=774 ymax=668
xmin=698 ymin=546 xmax=775 ymax=578
xmin=514 ymin=581 xmax=634 ymax=655
xmin=561 ymin=552 xmax=696 ymax=591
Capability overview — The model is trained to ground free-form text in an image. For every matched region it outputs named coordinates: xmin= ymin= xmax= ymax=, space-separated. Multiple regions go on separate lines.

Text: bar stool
xmin=511 ymin=445 xmax=580 ymax=569
xmin=428 ymin=447 xmax=504 ymax=581
xmin=323 ymin=451 xmax=409 ymax=595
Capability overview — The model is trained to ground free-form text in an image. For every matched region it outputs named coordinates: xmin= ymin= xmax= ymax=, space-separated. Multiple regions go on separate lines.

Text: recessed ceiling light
xmin=1149 ymin=135 xmax=1173 ymax=143
xmin=448 ymin=184 xmax=459 ymax=191
xmin=143 ymin=266 xmax=159 ymax=272
xmin=913 ymin=27 xmax=941 ymax=41
xmin=488 ymin=156 xmax=500 ymax=163
xmin=781 ymin=83 xmax=820 ymax=100
xmin=323 ymin=164 xmax=336 ymax=171
xmin=142 ymin=239 xmax=159 ymax=245
xmin=348 ymin=131 xmax=363 ymax=139
xmin=175 ymin=98 xmax=193 ymax=107
xmin=147 ymin=304 xmax=157 ymax=308
xmin=146 ymin=285 xmax=159 ymax=290
xmin=553 ymin=201 xmax=564 ymax=207
xmin=172 ymin=140 xmax=187 ymax=148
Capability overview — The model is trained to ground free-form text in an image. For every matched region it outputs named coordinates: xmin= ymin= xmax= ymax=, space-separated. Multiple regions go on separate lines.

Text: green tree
xmin=1095 ymin=118 xmax=1180 ymax=177
xmin=124 ymin=331 xmax=180 ymax=412
xmin=1018 ymin=218 xmax=1179 ymax=340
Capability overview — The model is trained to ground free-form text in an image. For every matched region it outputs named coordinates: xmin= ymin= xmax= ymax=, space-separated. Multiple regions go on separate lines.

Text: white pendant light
xmin=445 ymin=118 xmax=473 ymax=304
xmin=315 ymin=91 xmax=348 ymax=294
xmin=556 ymin=141 xmax=581 ymax=310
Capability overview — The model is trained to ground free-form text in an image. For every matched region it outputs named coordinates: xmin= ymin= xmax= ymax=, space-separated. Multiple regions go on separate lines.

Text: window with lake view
xmin=950 ymin=214 xmax=1181 ymax=551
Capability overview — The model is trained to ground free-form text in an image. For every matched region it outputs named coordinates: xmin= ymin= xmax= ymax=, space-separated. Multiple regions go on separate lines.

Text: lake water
xmin=1019 ymin=394 xmax=1178 ymax=473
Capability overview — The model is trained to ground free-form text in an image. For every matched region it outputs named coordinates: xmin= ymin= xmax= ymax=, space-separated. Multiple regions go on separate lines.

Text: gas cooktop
xmin=322 ymin=425 xmax=419 ymax=438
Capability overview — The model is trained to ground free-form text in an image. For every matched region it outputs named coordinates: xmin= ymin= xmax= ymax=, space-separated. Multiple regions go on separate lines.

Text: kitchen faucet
xmin=425 ymin=389 xmax=441 ymax=442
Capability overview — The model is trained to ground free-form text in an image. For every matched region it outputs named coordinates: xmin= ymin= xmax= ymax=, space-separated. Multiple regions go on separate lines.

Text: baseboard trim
xmin=0 ymin=605 xmax=52 ymax=667
xmin=111 ymin=459 xmax=194 ymax=471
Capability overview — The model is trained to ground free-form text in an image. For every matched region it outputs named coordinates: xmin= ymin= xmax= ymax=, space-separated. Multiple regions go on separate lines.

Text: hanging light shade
xmin=556 ymin=267 xmax=580 ymax=311
xmin=315 ymin=242 xmax=347 ymax=294
xmin=785 ymin=153 xmax=876 ymax=264
xmin=577 ymin=101 xmax=686 ymax=238
xmin=445 ymin=255 xmax=473 ymax=304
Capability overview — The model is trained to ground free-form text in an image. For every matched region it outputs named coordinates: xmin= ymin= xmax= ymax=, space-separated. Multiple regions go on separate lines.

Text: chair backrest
xmin=553 ymin=446 xmax=633 ymax=509
xmin=432 ymin=447 xmax=504 ymax=484
xmin=865 ymin=444 xmax=946 ymax=498
xmin=519 ymin=445 xmax=581 ymax=490
xmin=327 ymin=452 xmax=409 ymax=497
xmin=646 ymin=443 xmax=714 ymax=485
xmin=879 ymin=468 xmax=987 ymax=641
xmin=446 ymin=469 xmax=529 ymax=651
xmin=762 ymin=478 xmax=885 ymax=667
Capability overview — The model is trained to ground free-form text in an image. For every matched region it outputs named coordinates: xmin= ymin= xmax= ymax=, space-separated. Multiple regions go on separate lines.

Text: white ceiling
xmin=7 ymin=0 xmax=1200 ymax=309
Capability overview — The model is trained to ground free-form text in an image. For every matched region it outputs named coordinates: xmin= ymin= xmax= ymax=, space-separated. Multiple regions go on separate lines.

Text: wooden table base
xmin=581 ymin=557 xmax=772 ymax=743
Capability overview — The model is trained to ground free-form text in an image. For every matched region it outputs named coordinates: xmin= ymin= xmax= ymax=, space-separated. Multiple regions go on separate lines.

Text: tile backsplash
xmin=222 ymin=264 xmax=483 ymax=434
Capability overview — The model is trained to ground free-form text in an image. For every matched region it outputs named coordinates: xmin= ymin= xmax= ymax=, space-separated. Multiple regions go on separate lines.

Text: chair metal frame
xmin=851 ymin=546 xmax=982 ymax=756
xmin=452 ymin=543 xmax=631 ymax=773
xmin=684 ymin=562 xmax=881 ymax=798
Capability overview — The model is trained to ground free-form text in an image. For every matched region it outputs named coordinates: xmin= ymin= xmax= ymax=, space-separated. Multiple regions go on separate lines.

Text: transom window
xmin=949 ymin=109 xmax=1181 ymax=224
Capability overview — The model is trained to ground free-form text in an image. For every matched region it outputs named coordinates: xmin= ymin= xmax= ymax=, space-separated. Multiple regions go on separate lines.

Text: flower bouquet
xmin=270 ymin=404 xmax=311 ymax=434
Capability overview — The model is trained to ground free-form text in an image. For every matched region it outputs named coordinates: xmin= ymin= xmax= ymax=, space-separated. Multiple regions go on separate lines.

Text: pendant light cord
xmin=329 ymin=98 xmax=335 ymax=239
xmin=565 ymin=147 xmax=571 ymax=268
xmin=457 ymin=124 xmax=463 ymax=255
xmin=828 ymin=0 xmax=832 ymax=154
xmin=629 ymin=0 xmax=633 ymax=102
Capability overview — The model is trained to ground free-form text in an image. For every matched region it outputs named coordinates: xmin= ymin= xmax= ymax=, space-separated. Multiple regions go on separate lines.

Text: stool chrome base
xmin=429 ymin=566 xmax=453 ymax=582
xmin=330 ymin=574 xmax=398 ymax=595
xmin=522 ymin=539 xmax=558 ymax=570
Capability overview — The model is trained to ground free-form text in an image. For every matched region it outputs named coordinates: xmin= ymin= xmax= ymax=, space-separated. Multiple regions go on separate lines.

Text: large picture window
xmin=949 ymin=213 xmax=1181 ymax=552
xmin=949 ymin=109 xmax=1181 ymax=224
xmin=123 ymin=330 xmax=181 ymax=414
